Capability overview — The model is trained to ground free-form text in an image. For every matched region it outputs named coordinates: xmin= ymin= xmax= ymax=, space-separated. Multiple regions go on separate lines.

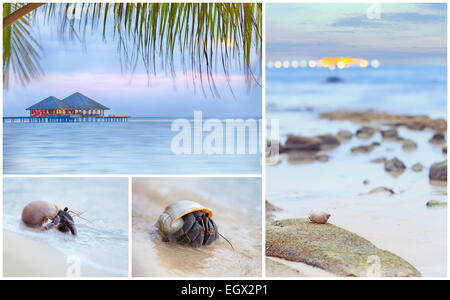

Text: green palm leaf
xmin=3 ymin=3 xmax=262 ymax=96
xmin=3 ymin=3 xmax=43 ymax=89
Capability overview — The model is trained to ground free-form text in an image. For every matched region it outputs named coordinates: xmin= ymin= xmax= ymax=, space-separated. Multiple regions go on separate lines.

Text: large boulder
xmin=429 ymin=161 xmax=447 ymax=181
xmin=266 ymin=218 xmax=421 ymax=277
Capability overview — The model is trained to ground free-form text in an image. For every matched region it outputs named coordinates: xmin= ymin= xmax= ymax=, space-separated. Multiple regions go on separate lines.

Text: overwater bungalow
xmin=62 ymin=92 xmax=110 ymax=117
xmin=26 ymin=96 xmax=76 ymax=117
xmin=26 ymin=92 xmax=110 ymax=117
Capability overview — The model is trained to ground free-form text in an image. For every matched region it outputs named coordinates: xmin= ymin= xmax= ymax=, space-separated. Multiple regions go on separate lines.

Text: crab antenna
xmin=218 ymin=232 xmax=235 ymax=251
xmin=68 ymin=210 xmax=94 ymax=224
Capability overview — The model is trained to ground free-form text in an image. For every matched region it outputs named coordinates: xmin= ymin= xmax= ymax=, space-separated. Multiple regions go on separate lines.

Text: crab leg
xmin=67 ymin=222 xmax=77 ymax=236
xmin=179 ymin=221 xmax=203 ymax=246
xmin=203 ymin=218 xmax=218 ymax=245
xmin=43 ymin=215 xmax=61 ymax=231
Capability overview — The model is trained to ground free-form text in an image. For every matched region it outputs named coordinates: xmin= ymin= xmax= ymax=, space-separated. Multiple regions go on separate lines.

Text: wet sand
xmin=267 ymin=257 xmax=335 ymax=277
xmin=3 ymin=231 xmax=109 ymax=277
xmin=132 ymin=178 xmax=262 ymax=277
xmin=267 ymin=111 xmax=447 ymax=277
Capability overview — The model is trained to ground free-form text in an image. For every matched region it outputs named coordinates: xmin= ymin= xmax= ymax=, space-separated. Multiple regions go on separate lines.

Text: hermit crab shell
xmin=308 ymin=209 xmax=331 ymax=224
xmin=155 ymin=200 xmax=213 ymax=236
xmin=22 ymin=201 xmax=59 ymax=227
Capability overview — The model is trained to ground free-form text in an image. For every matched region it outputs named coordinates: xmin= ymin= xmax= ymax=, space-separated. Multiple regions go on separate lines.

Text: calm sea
xmin=267 ymin=65 xmax=446 ymax=118
xmin=3 ymin=117 xmax=262 ymax=174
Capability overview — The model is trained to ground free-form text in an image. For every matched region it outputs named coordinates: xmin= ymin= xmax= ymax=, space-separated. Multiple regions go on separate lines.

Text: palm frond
xmin=4 ymin=3 xmax=262 ymax=96
xmin=3 ymin=3 xmax=44 ymax=89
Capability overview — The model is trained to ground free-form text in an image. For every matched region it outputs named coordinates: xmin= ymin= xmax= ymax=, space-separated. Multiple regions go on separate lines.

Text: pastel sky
xmin=3 ymin=12 xmax=261 ymax=117
xmin=267 ymin=3 xmax=447 ymax=65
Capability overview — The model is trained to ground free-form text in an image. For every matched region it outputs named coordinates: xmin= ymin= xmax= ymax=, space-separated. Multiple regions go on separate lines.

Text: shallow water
xmin=266 ymin=66 xmax=447 ymax=277
xmin=3 ymin=177 xmax=129 ymax=276
xmin=267 ymin=66 xmax=446 ymax=119
xmin=3 ymin=118 xmax=261 ymax=174
xmin=132 ymin=177 xmax=262 ymax=277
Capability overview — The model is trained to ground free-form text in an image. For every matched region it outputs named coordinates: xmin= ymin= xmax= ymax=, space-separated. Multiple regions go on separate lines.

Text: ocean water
xmin=267 ymin=65 xmax=446 ymax=118
xmin=3 ymin=118 xmax=262 ymax=174
xmin=267 ymin=65 xmax=447 ymax=277
xmin=3 ymin=177 xmax=129 ymax=277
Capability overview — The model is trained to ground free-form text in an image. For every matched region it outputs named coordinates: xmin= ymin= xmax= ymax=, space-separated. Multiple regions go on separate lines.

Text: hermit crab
xmin=21 ymin=201 xmax=80 ymax=236
xmin=155 ymin=200 xmax=219 ymax=247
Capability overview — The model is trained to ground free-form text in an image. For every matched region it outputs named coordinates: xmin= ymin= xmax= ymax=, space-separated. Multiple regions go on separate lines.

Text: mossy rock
xmin=265 ymin=258 xmax=305 ymax=277
xmin=266 ymin=218 xmax=421 ymax=277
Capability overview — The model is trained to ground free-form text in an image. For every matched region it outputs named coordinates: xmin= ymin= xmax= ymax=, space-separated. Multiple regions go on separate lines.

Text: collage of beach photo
xmin=1 ymin=1 xmax=448 ymax=281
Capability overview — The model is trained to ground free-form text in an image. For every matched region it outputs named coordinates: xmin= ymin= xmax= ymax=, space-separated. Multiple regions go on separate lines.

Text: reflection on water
xmin=3 ymin=177 xmax=129 ymax=276
xmin=132 ymin=177 xmax=262 ymax=277
xmin=3 ymin=118 xmax=261 ymax=174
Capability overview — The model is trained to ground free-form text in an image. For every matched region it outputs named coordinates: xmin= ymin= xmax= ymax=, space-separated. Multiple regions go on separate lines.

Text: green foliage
xmin=3 ymin=3 xmax=262 ymax=96
xmin=3 ymin=3 xmax=43 ymax=89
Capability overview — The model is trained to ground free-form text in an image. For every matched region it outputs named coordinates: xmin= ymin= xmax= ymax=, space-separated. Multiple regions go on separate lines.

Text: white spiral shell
xmin=22 ymin=201 xmax=59 ymax=227
xmin=308 ymin=209 xmax=331 ymax=224
xmin=155 ymin=200 xmax=213 ymax=236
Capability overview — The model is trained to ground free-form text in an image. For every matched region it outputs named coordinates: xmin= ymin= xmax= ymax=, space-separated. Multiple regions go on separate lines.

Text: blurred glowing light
xmin=274 ymin=61 xmax=282 ymax=69
xmin=291 ymin=60 xmax=299 ymax=68
xmin=371 ymin=59 xmax=380 ymax=68
xmin=337 ymin=61 xmax=345 ymax=69
xmin=283 ymin=60 xmax=290 ymax=68
xmin=267 ymin=61 xmax=274 ymax=69
xmin=329 ymin=65 xmax=336 ymax=70
xmin=359 ymin=59 xmax=369 ymax=68
xmin=308 ymin=60 xmax=317 ymax=68
xmin=300 ymin=60 xmax=308 ymax=68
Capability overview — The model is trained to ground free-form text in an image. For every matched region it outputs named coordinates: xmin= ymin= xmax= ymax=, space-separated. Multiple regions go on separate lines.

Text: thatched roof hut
xmin=62 ymin=92 xmax=110 ymax=110
xmin=26 ymin=96 xmax=73 ymax=111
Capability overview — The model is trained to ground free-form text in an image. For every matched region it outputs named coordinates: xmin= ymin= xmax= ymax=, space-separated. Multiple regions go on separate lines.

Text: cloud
xmin=332 ymin=12 xmax=445 ymax=28
xmin=415 ymin=3 xmax=447 ymax=11
xmin=332 ymin=16 xmax=385 ymax=28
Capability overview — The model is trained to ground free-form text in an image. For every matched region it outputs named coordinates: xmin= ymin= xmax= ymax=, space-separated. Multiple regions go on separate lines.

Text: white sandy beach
xmin=4 ymin=231 xmax=110 ymax=277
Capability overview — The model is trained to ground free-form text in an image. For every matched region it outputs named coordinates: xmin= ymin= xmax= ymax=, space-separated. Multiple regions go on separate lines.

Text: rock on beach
xmin=384 ymin=158 xmax=406 ymax=176
xmin=429 ymin=161 xmax=447 ymax=182
xmin=266 ymin=218 xmax=421 ymax=277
